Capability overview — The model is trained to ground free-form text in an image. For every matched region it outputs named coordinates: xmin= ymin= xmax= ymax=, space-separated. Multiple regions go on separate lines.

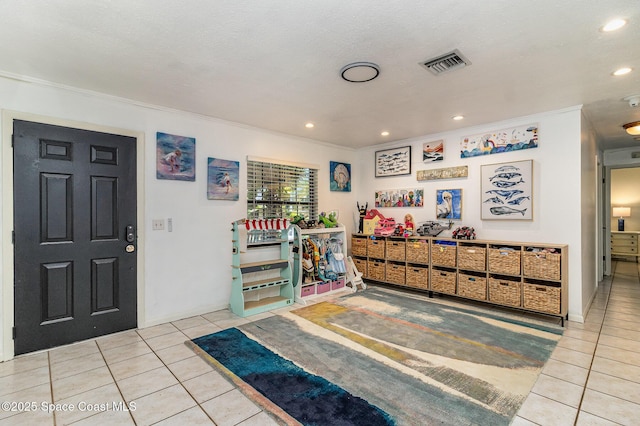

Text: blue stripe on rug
xmin=193 ymin=327 xmax=395 ymax=426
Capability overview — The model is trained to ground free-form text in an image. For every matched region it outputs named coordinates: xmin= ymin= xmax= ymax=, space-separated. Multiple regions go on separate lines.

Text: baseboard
xmin=142 ymin=303 xmax=229 ymax=329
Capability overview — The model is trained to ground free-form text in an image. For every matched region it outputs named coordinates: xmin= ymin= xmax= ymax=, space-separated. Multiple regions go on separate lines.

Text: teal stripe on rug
xmin=193 ymin=328 xmax=395 ymax=426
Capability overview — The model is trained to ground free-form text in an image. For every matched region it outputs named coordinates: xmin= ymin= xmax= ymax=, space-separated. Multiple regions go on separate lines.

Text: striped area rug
xmin=189 ymin=287 xmax=562 ymax=425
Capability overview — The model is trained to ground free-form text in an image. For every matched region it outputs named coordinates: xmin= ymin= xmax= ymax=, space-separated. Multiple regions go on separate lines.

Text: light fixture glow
xmin=613 ymin=207 xmax=631 ymax=218
xmin=623 ymin=121 xmax=640 ymax=136
xmin=602 ymin=19 xmax=627 ymax=32
xmin=381 ymin=131 xmax=390 ymax=136
xmin=452 ymin=115 xmax=464 ymax=121
xmin=305 ymin=122 xmax=314 ymax=128
xmin=613 ymin=67 xmax=632 ymax=76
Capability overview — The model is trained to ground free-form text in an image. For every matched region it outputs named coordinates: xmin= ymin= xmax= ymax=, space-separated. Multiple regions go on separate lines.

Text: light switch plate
xmin=152 ymin=219 xmax=164 ymax=231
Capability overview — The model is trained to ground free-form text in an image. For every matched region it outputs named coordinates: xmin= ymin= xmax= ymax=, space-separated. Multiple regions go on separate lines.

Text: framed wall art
xmin=375 ymin=188 xmax=423 ymax=208
xmin=416 ymin=165 xmax=468 ymax=181
xmin=375 ymin=146 xmax=411 ymax=177
xmin=207 ymin=157 xmax=239 ymax=201
xmin=330 ymin=161 xmax=351 ymax=192
xmin=481 ymin=159 xmax=532 ymax=220
xmin=156 ymin=132 xmax=196 ymax=181
xmin=436 ymin=189 xmax=462 ymax=220
xmin=423 ymin=140 xmax=444 ymax=162
xmin=460 ymin=124 xmax=538 ymax=158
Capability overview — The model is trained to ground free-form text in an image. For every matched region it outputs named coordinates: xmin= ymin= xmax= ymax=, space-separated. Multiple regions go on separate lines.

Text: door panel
xmin=13 ymin=120 xmax=137 ymax=355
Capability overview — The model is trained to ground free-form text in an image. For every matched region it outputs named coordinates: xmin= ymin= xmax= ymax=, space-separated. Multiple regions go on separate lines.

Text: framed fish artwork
xmin=375 ymin=146 xmax=411 ymax=177
xmin=481 ymin=159 xmax=533 ymax=220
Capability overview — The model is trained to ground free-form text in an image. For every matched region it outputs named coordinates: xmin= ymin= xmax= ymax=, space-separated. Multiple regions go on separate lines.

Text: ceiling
xmin=0 ymin=1 xmax=639 ymax=150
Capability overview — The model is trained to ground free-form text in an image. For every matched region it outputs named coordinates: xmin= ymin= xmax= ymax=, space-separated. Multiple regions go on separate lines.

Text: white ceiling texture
xmin=0 ymin=1 xmax=638 ymax=150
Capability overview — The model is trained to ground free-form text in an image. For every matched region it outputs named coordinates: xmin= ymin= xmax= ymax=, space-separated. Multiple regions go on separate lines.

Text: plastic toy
xmin=404 ymin=214 xmax=414 ymax=235
xmin=452 ymin=226 xmax=476 ymax=240
xmin=318 ymin=211 xmax=338 ymax=228
xmin=374 ymin=218 xmax=397 ymax=236
xmin=357 ymin=202 xmax=368 ymax=233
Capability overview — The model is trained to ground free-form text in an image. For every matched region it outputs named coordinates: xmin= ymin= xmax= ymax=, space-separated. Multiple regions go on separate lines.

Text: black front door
xmin=13 ymin=120 xmax=137 ymax=355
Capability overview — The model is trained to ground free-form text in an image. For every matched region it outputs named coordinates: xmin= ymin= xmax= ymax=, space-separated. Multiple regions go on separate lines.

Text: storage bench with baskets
xmin=350 ymin=233 xmax=568 ymax=324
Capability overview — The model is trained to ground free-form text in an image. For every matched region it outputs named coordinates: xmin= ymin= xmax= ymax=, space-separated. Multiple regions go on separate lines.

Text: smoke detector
xmin=624 ymin=95 xmax=640 ymax=108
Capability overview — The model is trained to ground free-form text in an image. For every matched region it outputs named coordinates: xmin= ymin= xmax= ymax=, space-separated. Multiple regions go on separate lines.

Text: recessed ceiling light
xmin=452 ymin=115 xmax=464 ymax=121
xmin=602 ymin=19 xmax=627 ymax=32
xmin=340 ymin=62 xmax=380 ymax=83
xmin=381 ymin=131 xmax=390 ymax=136
xmin=613 ymin=67 xmax=632 ymax=76
xmin=305 ymin=122 xmax=314 ymax=128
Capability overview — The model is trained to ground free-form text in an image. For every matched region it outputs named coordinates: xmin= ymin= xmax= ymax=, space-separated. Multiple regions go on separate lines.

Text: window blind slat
xmin=247 ymin=160 xmax=317 ymax=220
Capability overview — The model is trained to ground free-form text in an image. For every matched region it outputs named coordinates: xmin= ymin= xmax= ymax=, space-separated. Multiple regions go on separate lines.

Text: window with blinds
xmin=247 ymin=159 xmax=318 ymax=221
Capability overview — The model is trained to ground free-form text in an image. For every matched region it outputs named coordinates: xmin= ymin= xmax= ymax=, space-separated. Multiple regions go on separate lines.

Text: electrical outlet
xmin=152 ymin=219 xmax=165 ymax=231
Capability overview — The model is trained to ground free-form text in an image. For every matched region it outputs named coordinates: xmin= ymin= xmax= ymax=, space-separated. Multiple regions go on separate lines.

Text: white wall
xmin=0 ymin=77 xmax=358 ymax=359
xmin=0 ymin=75 xmax=593 ymax=359
xmin=579 ymin=111 xmax=599 ymax=320
xmin=356 ymin=106 xmax=586 ymax=321
xmin=610 ymin=168 xmax=640 ymax=231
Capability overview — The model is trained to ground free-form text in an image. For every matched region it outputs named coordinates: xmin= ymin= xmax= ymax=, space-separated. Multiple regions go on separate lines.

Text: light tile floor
xmin=0 ymin=261 xmax=638 ymax=425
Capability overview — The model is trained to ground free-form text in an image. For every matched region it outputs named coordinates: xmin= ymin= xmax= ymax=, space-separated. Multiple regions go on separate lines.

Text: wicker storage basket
xmin=488 ymin=247 xmax=521 ymax=276
xmin=386 ymin=262 xmax=406 ymax=285
xmin=431 ymin=269 xmax=456 ymax=294
xmin=351 ymin=236 xmax=367 ymax=257
xmin=458 ymin=246 xmax=487 ymax=271
xmin=386 ymin=240 xmax=406 ymax=261
xmin=367 ymin=259 xmax=386 ymax=281
xmin=367 ymin=238 xmax=386 ymax=259
xmin=458 ymin=273 xmax=487 ymax=300
xmin=406 ymin=239 xmax=429 ymax=264
xmin=353 ymin=257 xmax=367 ymax=278
xmin=488 ymin=277 xmax=522 ymax=307
xmin=523 ymin=250 xmax=561 ymax=280
xmin=406 ymin=266 xmax=429 ymax=290
xmin=523 ymin=282 xmax=561 ymax=314
xmin=431 ymin=242 xmax=457 ymax=267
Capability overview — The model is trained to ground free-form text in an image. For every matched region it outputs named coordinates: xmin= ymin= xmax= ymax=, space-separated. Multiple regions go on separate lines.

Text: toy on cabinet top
xmin=404 ymin=214 xmax=415 ymax=236
xmin=374 ymin=218 xmax=396 ymax=237
xmin=416 ymin=220 xmax=452 ymax=237
xmin=318 ymin=211 xmax=338 ymax=228
xmin=452 ymin=226 xmax=476 ymax=240
xmin=290 ymin=214 xmax=317 ymax=230
xmin=357 ymin=202 xmax=368 ymax=233
xmin=363 ymin=209 xmax=385 ymax=235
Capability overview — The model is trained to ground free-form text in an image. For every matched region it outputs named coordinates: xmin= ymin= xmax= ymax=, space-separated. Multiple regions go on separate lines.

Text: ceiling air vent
xmin=420 ymin=49 xmax=471 ymax=75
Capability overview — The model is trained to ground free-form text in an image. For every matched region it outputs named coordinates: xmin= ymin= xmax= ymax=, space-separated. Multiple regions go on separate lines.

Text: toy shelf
xmin=351 ymin=234 xmax=568 ymax=324
xmin=293 ymin=225 xmax=355 ymax=304
xmin=230 ymin=219 xmax=294 ymax=317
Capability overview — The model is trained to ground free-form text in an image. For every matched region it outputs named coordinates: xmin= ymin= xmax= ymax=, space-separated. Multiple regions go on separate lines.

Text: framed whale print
xmin=481 ymin=159 xmax=532 ymax=220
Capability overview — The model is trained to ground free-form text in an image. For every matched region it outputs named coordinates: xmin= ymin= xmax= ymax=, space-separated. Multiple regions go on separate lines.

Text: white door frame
xmin=2 ymin=110 xmax=146 ymax=361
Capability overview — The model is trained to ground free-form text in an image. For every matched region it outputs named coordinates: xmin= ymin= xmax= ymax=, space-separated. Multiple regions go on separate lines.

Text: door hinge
xmin=12 ymin=327 xmax=16 ymax=340
xmin=11 ymin=134 xmax=14 ymax=148
xmin=12 ymin=231 xmax=15 ymax=244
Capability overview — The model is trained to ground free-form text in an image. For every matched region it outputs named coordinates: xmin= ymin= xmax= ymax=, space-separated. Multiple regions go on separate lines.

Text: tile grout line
xmin=571 ymin=261 xmax=633 ymax=425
